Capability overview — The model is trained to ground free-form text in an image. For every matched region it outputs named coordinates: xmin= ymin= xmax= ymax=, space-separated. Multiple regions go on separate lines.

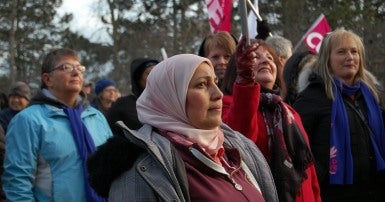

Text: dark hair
xmin=41 ymin=48 xmax=80 ymax=88
xmin=220 ymin=55 xmax=237 ymax=95
xmin=0 ymin=92 xmax=8 ymax=110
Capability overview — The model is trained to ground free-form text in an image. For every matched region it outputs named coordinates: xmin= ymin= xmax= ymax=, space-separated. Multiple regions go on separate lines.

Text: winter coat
xmin=222 ymin=83 xmax=321 ymax=202
xmin=106 ymin=94 xmax=142 ymax=134
xmin=0 ymin=108 xmax=18 ymax=132
xmin=0 ymin=108 xmax=19 ymax=200
xmin=88 ymin=122 xmax=279 ymax=202
xmin=293 ymin=72 xmax=385 ymax=201
xmin=2 ymin=89 xmax=113 ymax=202
xmin=106 ymin=58 xmax=158 ymax=134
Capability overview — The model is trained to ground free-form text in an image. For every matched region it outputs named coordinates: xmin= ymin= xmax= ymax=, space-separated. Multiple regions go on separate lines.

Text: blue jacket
xmin=2 ymin=89 xmax=112 ymax=202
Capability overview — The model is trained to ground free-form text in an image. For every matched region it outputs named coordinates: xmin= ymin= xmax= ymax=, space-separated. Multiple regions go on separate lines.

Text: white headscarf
xmin=137 ymin=54 xmax=223 ymax=155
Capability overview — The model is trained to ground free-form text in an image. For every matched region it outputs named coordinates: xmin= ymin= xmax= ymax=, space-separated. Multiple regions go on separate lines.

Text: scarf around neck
xmin=330 ymin=78 xmax=385 ymax=184
xmin=62 ymin=105 xmax=105 ymax=202
xmin=160 ymin=130 xmax=225 ymax=164
xmin=137 ymin=54 xmax=224 ymax=156
xmin=260 ymin=91 xmax=313 ymax=202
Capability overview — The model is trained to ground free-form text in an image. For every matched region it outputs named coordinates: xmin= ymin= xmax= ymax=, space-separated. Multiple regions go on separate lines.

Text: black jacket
xmin=106 ymin=95 xmax=142 ymax=134
xmin=293 ymin=73 xmax=385 ymax=201
xmin=106 ymin=58 xmax=159 ymax=134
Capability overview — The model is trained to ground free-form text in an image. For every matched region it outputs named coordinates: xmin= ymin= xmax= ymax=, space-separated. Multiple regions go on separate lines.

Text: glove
xmin=256 ymin=20 xmax=271 ymax=40
xmin=235 ymin=37 xmax=259 ymax=85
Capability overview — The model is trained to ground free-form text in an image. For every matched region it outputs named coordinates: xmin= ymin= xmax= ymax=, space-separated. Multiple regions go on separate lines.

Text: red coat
xmin=222 ymin=83 xmax=321 ymax=202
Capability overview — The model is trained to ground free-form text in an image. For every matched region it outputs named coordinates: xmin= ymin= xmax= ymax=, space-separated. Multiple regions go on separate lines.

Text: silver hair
xmin=266 ymin=36 xmax=293 ymax=60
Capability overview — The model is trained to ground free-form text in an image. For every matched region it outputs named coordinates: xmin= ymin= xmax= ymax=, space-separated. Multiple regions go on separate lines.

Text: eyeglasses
xmin=52 ymin=63 xmax=86 ymax=73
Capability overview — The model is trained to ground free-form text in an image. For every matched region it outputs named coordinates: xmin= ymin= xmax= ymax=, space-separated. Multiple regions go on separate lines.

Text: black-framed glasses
xmin=52 ymin=63 xmax=86 ymax=73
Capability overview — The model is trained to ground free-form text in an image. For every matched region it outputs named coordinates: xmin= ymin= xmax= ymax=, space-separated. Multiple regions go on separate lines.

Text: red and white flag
xmin=205 ymin=0 xmax=233 ymax=32
xmin=302 ymin=14 xmax=331 ymax=53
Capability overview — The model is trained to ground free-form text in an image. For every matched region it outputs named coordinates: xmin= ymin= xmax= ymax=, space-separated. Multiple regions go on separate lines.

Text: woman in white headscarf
xmin=87 ymin=54 xmax=278 ymax=202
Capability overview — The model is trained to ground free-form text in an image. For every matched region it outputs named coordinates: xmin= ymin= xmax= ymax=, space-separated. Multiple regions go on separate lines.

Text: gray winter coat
xmin=108 ymin=122 xmax=278 ymax=202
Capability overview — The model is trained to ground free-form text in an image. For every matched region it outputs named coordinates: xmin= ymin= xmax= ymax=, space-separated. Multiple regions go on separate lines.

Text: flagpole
xmin=239 ymin=0 xmax=250 ymax=45
xmin=246 ymin=0 xmax=272 ymax=37
xmin=160 ymin=47 xmax=168 ymax=60
xmin=246 ymin=0 xmax=262 ymax=21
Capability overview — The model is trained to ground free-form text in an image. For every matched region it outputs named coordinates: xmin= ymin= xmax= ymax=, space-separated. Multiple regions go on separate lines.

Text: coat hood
xmin=130 ymin=58 xmax=159 ymax=97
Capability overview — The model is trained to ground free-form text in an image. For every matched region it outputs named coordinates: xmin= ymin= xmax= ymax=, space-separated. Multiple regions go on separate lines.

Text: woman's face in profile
xmin=186 ymin=62 xmax=223 ymax=130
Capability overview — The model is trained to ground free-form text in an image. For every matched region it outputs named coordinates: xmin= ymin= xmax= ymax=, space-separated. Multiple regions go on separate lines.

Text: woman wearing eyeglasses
xmin=2 ymin=48 xmax=112 ymax=201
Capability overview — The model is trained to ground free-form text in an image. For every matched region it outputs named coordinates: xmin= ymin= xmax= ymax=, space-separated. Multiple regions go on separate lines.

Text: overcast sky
xmin=58 ymin=0 xmax=111 ymax=44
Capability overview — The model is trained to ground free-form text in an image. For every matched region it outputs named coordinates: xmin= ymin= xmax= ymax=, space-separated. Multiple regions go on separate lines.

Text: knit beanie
xmin=9 ymin=81 xmax=31 ymax=101
xmin=95 ymin=78 xmax=116 ymax=95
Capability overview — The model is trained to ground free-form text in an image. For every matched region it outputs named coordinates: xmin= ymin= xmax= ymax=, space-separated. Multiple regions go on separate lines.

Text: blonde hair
xmin=313 ymin=28 xmax=380 ymax=101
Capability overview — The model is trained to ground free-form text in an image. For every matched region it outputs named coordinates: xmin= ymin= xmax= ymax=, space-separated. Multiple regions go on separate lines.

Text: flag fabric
xmin=302 ymin=14 xmax=331 ymax=53
xmin=205 ymin=0 xmax=233 ymax=32
xmin=247 ymin=0 xmax=258 ymax=38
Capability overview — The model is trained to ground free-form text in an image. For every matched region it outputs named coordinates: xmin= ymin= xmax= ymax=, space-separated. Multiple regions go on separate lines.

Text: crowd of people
xmin=0 ymin=26 xmax=384 ymax=202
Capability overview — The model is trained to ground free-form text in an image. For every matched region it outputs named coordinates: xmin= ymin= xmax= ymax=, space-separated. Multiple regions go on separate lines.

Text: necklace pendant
xmin=234 ymin=183 xmax=243 ymax=191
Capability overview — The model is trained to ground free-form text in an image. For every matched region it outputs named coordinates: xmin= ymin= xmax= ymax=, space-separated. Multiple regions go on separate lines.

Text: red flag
xmin=205 ymin=0 xmax=233 ymax=32
xmin=303 ymin=14 xmax=331 ymax=53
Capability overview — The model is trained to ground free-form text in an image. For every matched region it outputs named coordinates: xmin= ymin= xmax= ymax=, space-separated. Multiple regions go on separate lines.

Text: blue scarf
xmin=330 ymin=78 xmax=385 ymax=184
xmin=62 ymin=105 xmax=106 ymax=202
